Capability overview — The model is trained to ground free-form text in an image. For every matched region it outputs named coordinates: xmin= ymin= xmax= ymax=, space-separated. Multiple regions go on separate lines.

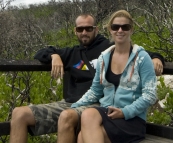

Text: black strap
xmin=82 ymin=51 xmax=95 ymax=77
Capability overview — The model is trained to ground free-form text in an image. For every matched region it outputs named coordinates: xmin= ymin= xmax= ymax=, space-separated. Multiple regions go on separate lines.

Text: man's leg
xmin=58 ymin=109 xmax=79 ymax=143
xmin=10 ymin=101 xmax=72 ymax=143
xmin=10 ymin=106 xmax=35 ymax=143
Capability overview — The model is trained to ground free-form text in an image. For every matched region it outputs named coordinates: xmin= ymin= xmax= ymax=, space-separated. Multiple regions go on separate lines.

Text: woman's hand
xmin=107 ymin=106 xmax=124 ymax=119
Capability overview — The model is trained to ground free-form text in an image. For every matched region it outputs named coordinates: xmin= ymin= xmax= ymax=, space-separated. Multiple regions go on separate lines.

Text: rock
xmin=162 ymin=75 xmax=173 ymax=89
xmin=157 ymin=75 xmax=173 ymax=109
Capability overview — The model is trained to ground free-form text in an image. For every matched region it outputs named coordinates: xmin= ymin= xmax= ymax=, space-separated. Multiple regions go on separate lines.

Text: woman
xmin=71 ymin=10 xmax=157 ymax=143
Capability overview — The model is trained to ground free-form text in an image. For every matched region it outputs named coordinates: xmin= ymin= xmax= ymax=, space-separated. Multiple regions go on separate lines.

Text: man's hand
xmin=152 ymin=58 xmax=163 ymax=76
xmin=51 ymin=54 xmax=64 ymax=79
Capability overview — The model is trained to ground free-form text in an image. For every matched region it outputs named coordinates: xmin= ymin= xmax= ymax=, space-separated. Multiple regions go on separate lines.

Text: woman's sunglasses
xmin=111 ymin=24 xmax=131 ymax=31
xmin=76 ymin=26 xmax=96 ymax=32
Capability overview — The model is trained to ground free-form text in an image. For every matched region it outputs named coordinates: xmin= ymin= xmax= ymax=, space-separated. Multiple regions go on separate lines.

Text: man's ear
xmin=95 ymin=26 xmax=99 ymax=35
xmin=74 ymin=27 xmax=77 ymax=35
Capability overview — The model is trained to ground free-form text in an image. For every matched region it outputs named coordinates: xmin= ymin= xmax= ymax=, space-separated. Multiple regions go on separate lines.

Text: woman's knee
xmin=77 ymin=131 xmax=83 ymax=143
xmin=81 ymin=108 xmax=98 ymax=119
xmin=81 ymin=108 xmax=100 ymax=124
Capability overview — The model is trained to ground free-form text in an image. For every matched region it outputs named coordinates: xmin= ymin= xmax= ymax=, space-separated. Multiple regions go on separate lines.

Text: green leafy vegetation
xmin=0 ymin=72 xmax=63 ymax=121
xmin=147 ymin=76 xmax=173 ymax=126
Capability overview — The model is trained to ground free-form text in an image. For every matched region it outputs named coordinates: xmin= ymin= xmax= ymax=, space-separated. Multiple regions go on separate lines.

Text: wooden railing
xmin=0 ymin=60 xmax=172 ymax=73
xmin=0 ymin=60 xmax=173 ymax=141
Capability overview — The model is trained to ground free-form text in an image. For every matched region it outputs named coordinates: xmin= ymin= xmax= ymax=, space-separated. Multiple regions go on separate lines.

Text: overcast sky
xmin=10 ymin=0 xmax=49 ymax=6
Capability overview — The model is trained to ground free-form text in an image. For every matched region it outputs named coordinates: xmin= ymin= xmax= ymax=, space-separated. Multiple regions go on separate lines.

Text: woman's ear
xmin=109 ymin=28 xmax=114 ymax=35
xmin=107 ymin=26 xmax=112 ymax=34
xmin=130 ymin=28 xmax=134 ymax=35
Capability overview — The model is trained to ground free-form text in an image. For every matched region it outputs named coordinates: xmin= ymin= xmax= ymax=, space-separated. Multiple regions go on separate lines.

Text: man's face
xmin=74 ymin=16 xmax=98 ymax=47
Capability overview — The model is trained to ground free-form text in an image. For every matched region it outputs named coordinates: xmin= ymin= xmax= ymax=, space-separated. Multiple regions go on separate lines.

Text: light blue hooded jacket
xmin=71 ymin=44 xmax=157 ymax=121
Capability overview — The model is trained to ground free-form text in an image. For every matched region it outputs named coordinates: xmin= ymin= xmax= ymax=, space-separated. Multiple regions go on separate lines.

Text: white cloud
xmin=10 ymin=0 xmax=49 ymax=6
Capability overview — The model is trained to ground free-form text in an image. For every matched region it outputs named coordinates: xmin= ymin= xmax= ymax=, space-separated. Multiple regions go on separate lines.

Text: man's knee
xmin=12 ymin=107 xmax=24 ymax=119
xmin=11 ymin=106 xmax=34 ymax=124
xmin=59 ymin=109 xmax=79 ymax=125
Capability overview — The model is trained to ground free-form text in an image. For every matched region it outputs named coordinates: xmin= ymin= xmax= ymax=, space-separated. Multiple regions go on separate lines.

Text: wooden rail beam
xmin=0 ymin=60 xmax=51 ymax=71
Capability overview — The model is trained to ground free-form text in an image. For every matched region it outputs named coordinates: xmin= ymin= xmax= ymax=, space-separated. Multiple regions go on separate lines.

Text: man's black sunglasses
xmin=76 ymin=26 xmax=96 ymax=32
xmin=111 ymin=24 xmax=131 ymax=31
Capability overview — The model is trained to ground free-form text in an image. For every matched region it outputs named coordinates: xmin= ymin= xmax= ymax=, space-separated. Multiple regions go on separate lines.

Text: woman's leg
xmin=77 ymin=131 xmax=83 ymax=143
xmin=80 ymin=108 xmax=111 ymax=143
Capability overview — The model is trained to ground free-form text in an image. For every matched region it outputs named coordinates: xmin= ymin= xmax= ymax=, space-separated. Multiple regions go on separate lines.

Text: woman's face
xmin=109 ymin=17 xmax=133 ymax=44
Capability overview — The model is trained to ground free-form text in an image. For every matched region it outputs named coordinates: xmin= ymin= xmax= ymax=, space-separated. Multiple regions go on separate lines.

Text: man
xmin=9 ymin=14 xmax=164 ymax=143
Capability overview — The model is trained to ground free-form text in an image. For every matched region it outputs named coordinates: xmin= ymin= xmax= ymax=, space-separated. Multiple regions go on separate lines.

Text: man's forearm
xmin=147 ymin=50 xmax=165 ymax=65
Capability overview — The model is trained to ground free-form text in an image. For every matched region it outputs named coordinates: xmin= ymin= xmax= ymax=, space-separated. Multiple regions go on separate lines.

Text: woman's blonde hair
xmin=107 ymin=10 xmax=134 ymax=30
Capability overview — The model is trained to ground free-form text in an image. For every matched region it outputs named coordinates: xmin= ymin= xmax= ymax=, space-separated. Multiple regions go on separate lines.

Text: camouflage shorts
xmin=28 ymin=100 xmax=100 ymax=136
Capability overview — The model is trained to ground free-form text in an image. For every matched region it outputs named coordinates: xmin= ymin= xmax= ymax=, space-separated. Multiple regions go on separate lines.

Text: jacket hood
xmin=101 ymin=44 xmax=145 ymax=56
xmin=100 ymin=44 xmax=145 ymax=84
xmin=101 ymin=44 xmax=145 ymax=65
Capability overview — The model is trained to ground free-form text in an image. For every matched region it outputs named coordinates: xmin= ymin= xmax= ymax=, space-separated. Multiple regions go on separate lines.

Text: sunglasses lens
xmin=76 ymin=26 xmax=95 ymax=32
xmin=76 ymin=27 xmax=84 ymax=32
xmin=111 ymin=24 xmax=131 ymax=31
xmin=85 ymin=27 xmax=94 ymax=32
xmin=122 ymin=24 xmax=131 ymax=31
xmin=111 ymin=25 xmax=120 ymax=31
